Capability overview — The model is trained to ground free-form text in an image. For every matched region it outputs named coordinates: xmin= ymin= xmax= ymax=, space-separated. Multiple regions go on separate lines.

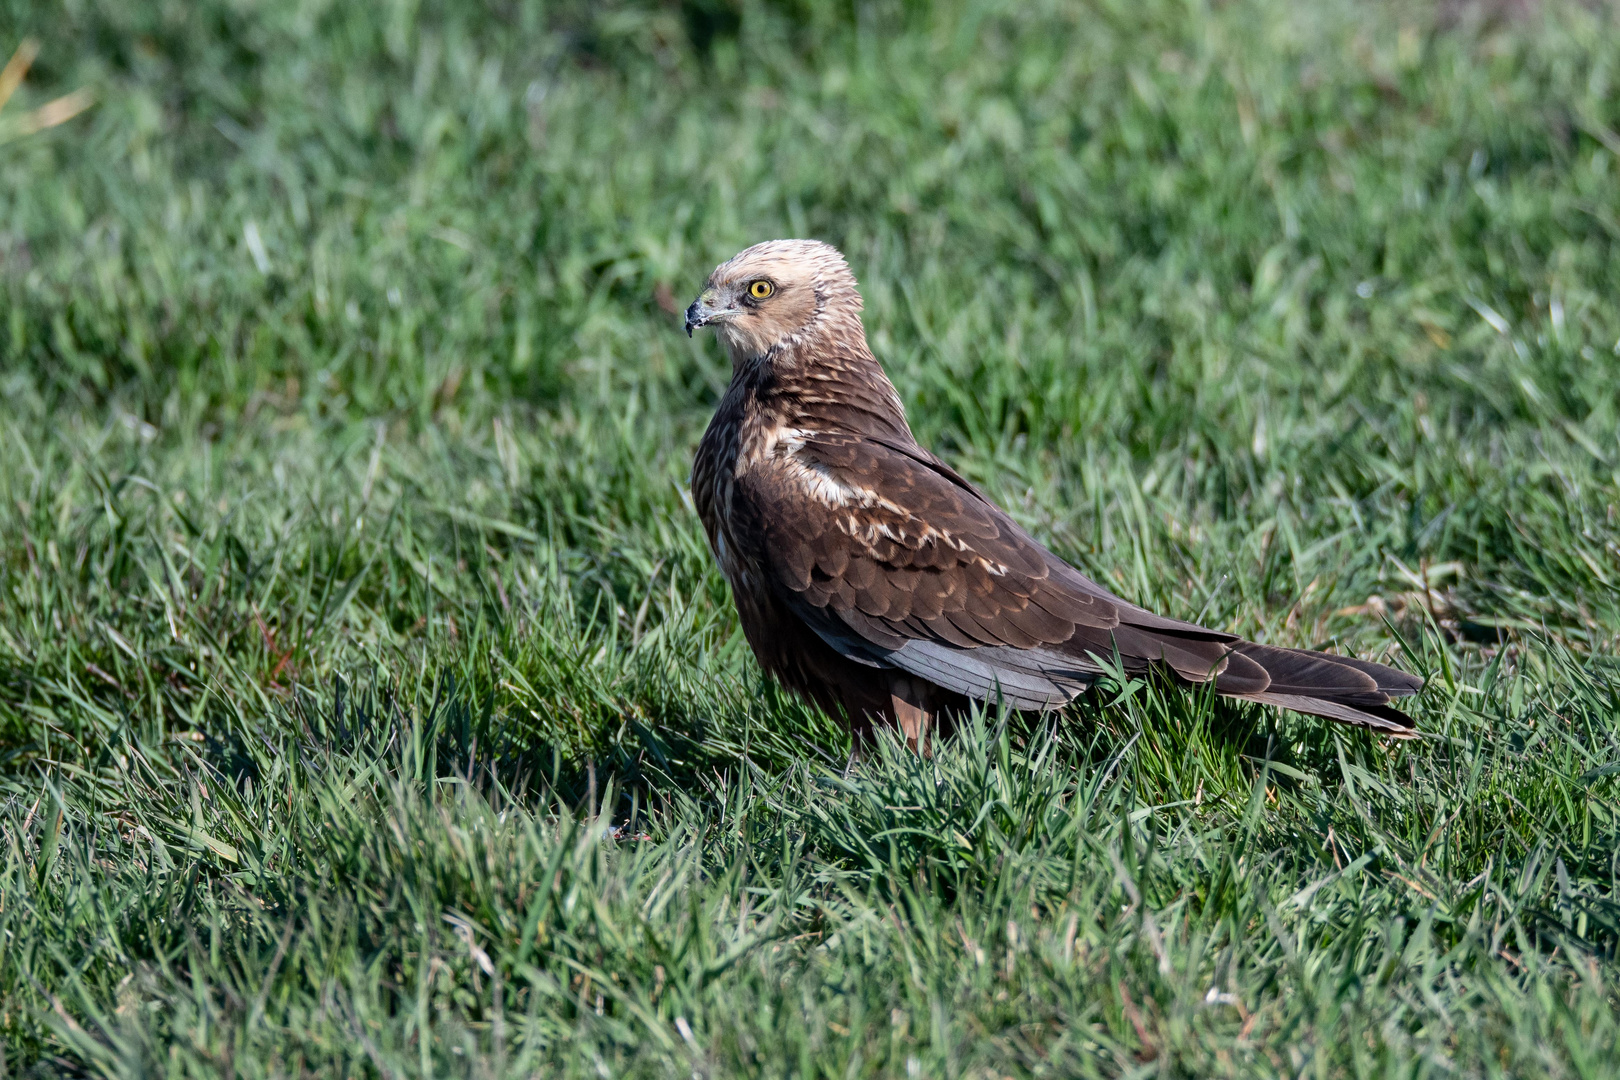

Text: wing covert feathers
xmin=745 ymin=432 xmax=1422 ymax=736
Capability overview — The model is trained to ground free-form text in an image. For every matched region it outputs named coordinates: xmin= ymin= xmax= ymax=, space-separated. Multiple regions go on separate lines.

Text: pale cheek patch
xmin=719 ymin=321 xmax=774 ymax=361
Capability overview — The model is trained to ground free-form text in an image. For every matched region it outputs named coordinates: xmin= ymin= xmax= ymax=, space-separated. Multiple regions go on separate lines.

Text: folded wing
xmin=740 ymin=432 xmax=1421 ymax=733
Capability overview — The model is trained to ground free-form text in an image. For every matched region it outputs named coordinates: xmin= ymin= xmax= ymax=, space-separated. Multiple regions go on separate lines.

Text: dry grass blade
xmin=0 ymin=38 xmax=93 ymax=145
xmin=0 ymin=37 xmax=39 ymax=112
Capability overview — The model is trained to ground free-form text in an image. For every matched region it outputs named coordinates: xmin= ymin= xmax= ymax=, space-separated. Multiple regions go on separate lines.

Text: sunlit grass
xmin=1 ymin=0 xmax=1618 ymax=1074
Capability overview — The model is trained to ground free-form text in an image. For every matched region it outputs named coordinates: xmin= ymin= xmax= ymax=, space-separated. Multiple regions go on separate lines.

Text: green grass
xmin=2 ymin=0 xmax=1620 ymax=1074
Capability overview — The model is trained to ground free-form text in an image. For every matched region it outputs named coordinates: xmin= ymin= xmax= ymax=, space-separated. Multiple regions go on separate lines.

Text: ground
xmin=1 ymin=0 xmax=1618 ymax=1075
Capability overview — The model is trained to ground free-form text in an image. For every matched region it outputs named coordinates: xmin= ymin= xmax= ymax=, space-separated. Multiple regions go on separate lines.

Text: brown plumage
xmin=687 ymin=240 xmax=1423 ymax=751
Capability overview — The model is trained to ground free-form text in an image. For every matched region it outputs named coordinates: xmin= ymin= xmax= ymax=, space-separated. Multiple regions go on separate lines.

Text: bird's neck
xmin=733 ymin=327 xmax=916 ymax=445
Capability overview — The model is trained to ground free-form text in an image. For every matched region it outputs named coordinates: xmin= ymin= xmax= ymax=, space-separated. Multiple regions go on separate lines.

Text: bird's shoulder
xmin=736 ymin=427 xmax=1090 ymax=602
xmin=733 ymin=422 xmax=967 ymax=526
xmin=737 ymin=426 xmax=1228 ymax=638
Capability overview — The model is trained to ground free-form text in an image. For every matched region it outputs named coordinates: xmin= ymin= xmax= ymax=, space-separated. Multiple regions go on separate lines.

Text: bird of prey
xmin=686 ymin=240 xmax=1422 ymax=751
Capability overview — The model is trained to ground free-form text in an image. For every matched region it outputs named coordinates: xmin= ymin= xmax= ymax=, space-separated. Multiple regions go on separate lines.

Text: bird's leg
xmin=888 ymin=675 xmax=933 ymax=757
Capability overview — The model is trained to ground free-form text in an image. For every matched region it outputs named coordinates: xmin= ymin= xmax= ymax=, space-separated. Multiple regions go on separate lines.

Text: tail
xmin=1213 ymin=641 xmax=1424 ymax=737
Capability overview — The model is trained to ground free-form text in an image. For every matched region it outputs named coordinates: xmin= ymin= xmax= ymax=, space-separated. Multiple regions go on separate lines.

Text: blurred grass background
xmin=2 ymin=0 xmax=1620 ymax=1074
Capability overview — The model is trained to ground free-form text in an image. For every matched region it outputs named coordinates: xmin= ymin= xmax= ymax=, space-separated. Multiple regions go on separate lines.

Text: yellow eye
xmin=749 ymin=280 xmax=774 ymax=300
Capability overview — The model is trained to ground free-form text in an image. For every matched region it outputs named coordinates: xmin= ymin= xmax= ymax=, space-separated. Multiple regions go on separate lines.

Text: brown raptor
xmin=687 ymin=239 xmax=1422 ymax=752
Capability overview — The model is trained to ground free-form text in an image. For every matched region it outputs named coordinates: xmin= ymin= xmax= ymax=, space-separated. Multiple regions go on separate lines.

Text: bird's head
xmin=685 ymin=239 xmax=863 ymax=362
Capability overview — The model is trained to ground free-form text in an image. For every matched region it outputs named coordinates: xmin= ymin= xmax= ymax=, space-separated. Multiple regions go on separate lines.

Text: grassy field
xmin=2 ymin=0 xmax=1620 ymax=1074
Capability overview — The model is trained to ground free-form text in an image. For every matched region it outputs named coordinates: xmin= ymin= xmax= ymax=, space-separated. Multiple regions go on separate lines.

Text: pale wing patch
xmin=760 ymin=433 xmax=1015 ymax=576
xmin=753 ymin=426 xmax=858 ymax=508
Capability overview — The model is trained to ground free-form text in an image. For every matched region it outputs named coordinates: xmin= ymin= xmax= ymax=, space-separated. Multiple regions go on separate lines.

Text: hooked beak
xmin=685 ymin=293 xmax=723 ymax=337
